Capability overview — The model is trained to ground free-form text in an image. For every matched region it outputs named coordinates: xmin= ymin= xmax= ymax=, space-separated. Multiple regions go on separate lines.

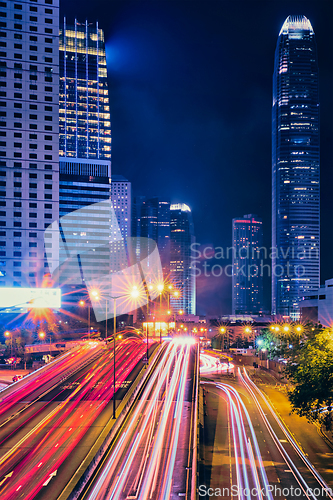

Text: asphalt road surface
xmin=199 ymin=356 xmax=333 ymax=500
xmin=0 ymin=338 xmax=151 ymax=500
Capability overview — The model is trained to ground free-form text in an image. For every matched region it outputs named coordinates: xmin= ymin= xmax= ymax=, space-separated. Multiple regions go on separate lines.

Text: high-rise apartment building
xmin=232 ymin=214 xmax=263 ymax=315
xmin=0 ymin=0 xmax=59 ymax=288
xmin=272 ymin=16 xmax=320 ymax=319
xmin=170 ymin=203 xmax=195 ymax=315
xmin=59 ymin=19 xmax=111 ymax=160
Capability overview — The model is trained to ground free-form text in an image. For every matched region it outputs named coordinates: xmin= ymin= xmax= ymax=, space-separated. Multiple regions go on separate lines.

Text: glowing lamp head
xmin=244 ymin=327 xmax=251 ymax=334
xmin=173 ymin=291 xmax=180 ymax=298
xmin=39 ymin=331 xmax=45 ymax=340
xmin=283 ymin=325 xmax=290 ymax=333
xmin=79 ymin=300 xmax=85 ymax=307
xmin=157 ymin=283 xmax=164 ymax=292
xmin=270 ymin=325 xmax=275 ymax=331
xmin=4 ymin=331 xmax=10 ymax=337
xmin=168 ymin=284 xmax=173 ymax=290
xmin=296 ymin=325 xmax=303 ymax=333
xmin=178 ymin=309 xmax=183 ymax=315
xmin=220 ymin=327 xmax=226 ymax=333
xmin=167 ymin=310 xmax=171 ymax=315
xmin=131 ymin=287 xmax=140 ymax=299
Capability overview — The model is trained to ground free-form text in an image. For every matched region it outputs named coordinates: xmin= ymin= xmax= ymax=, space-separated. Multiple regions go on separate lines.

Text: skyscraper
xmin=232 ymin=215 xmax=263 ymax=315
xmin=57 ymin=157 xmax=111 ymax=286
xmin=59 ymin=19 xmax=111 ymax=160
xmin=157 ymin=200 xmax=171 ymax=279
xmin=0 ymin=0 xmax=59 ymax=288
xmin=170 ymin=203 xmax=195 ymax=315
xmin=58 ymin=19 xmax=113 ymax=292
xmin=272 ymin=15 xmax=320 ymax=319
xmin=131 ymin=196 xmax=171 ymax=280
xmin=111 ymin=175 xmax=131 ymax=242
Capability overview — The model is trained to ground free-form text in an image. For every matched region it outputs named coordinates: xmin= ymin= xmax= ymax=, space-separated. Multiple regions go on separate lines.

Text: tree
xmin=256 ymin=328 xmax=282 ymax=359
xmin=285 ymin=329 xmax=333 ymax=424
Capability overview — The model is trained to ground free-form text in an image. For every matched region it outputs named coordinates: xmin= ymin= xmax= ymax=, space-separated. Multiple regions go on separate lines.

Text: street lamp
xmin=295 ymin=324 xmax=303 ymax=343
xmin=79 ymin=300 xmax=92 ymax=339
xmin=105 ymin=286 xmax=141 ymax=420
xmin=4 ymin=331 xmax=13 ymax=368
xmin=219 ymin=327 xmax=226 ymax=351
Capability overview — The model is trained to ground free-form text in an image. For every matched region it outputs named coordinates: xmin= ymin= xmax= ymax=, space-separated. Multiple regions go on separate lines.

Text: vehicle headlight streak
xmin=206 ymin=381 xmax=273 ymax=500
xmin=240 ymin=368 xmax=333 ymax=500
xmin=87 ymin=339 xmax=194 ymax=500
xmin=200 ymin=353 xmax=233 ymax=375
xmin=88 ymin=341 xmax=178 ymax=500
xmin=0 ymin=339 xmax=147 ymax=500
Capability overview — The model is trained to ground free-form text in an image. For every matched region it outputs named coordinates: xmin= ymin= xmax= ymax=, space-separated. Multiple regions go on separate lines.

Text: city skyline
xmin=60 ymin=0 xmax=333 ymax=315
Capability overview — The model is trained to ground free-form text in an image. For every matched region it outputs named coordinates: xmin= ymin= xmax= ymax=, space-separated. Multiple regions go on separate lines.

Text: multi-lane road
xmin=81 ymin=337 xmax=197 ymax=500
xmin=0 ymin=337 xmax=150 ymax=500
xmin=200 ymin=353 xmax=333 ymax=499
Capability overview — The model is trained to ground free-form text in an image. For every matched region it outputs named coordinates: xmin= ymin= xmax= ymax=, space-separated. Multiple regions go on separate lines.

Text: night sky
xmin=60 ymin=0 xmax=333 ymax=315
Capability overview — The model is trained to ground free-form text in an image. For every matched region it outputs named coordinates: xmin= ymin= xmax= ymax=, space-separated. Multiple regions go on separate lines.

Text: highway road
xmin=0 ymin=337 xmax=150 ymax=500
xmin=81 ymin=337 xmax=197 ymax=500
xmin=200 ymin=353 xmax=333 ymax=500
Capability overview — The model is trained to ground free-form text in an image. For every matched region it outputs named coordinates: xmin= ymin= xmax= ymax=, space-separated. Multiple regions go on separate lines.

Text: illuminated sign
xmin=0 ymin=288 xmax=61 ymax=309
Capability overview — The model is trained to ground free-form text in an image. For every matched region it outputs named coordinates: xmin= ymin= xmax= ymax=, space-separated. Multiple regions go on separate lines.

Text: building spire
xmin=279 ymin=15 xmax=314 ymax=36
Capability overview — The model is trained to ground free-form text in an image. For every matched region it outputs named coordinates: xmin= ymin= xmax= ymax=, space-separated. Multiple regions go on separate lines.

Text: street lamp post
xmin=99 ymin=287 xmax=140 ymax=419
xmin=157 ymin=283 xmax=164 ymax=344
xmin=38 ymin=330 xmax=50 ymax=353
xmin=79 ymin=300 xmax=91 ymax=339
xmin=219 ymin=327 xmax=226 ymax=351
xmin=4 ymin=331 xmax=12 ymax=369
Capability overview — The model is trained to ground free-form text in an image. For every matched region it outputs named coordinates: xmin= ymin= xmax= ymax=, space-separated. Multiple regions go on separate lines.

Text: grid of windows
xmin=272 ymin=16 xmax=320 ymax=318
xmin=0 ymin=0 xmax=59 ymax=287
xmin=59 ymin=19 xmax=111 ymax=160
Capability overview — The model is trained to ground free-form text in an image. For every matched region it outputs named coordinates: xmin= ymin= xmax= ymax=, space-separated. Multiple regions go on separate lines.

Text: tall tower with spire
xmin=272 ymin=16 xmax=320 ymax=319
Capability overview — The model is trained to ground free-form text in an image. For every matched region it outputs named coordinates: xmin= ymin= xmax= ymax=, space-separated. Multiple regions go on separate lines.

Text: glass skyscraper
xmin=59 ymin=19 xmax=111 ymax=160
xmin=232 ymin=215 xmax=263 ymax=315
xmin=170 ymin=203 xmax=196 ymax=315
xmin=272 ymin=15 xmax=320 ymax=319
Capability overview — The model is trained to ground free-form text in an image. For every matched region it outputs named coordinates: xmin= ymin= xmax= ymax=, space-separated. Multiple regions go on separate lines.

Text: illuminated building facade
xmin=272 ymin=16 xmax=320 ymax=319
xmin=58 ymin=157 xmax=111 ymax=286
xmin=170 ymin=203 xmax=195 ymax=315
xmin=132 ymin=196 xmax=170 ymax=279
xmin=0 ymin=0 xmax=59 ymax=288
xmin=58 ymin=20 xmax=114 ymax=289
xmin=232 ymin=215 xmax=263 ymax=315
xmin=59 ymin=19 xmax=111 ymax=160
xmin=157 ymin=200 xmax=171 ymax=278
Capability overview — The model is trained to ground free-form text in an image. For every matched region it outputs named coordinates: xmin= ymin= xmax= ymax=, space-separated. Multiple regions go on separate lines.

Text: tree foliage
xmin=285 ymin=329 xmax=333 ymax=423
